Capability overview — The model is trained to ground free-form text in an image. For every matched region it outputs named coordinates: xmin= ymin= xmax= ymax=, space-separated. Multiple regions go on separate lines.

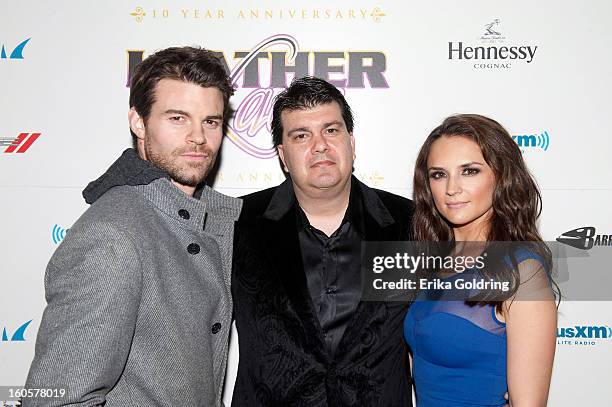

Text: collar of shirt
xmin=295 ymin=178 xmax=365 ymax=239
xmin=262 ymin=175 xmax=396 ymax=232
xmin=263 ymin=176 xmax=369 ymax=238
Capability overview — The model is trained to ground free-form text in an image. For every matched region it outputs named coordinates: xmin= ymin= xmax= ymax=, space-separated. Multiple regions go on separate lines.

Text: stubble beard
xmin=145 ymin=141 xmax=216 ymax=187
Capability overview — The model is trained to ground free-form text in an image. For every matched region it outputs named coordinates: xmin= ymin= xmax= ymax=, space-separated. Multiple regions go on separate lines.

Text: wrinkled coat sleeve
xmin=23 ymin=220 xmax=143 ymax=407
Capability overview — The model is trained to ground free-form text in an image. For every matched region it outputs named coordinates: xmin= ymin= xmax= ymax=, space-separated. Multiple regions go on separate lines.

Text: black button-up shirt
xmin=295 ymin=179 xmax=365 ymax=355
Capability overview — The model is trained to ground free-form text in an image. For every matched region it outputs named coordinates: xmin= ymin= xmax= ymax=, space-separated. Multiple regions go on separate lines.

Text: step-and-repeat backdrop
xmin=1 ymin=1 xmax=610 ymax=405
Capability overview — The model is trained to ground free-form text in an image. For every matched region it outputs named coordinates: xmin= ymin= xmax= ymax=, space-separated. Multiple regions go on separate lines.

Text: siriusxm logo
xmin=1 ymin=320 xmax=32 ymax=342
xmin=511 ymin=131 xmax=550 ymax=151
xmin=557 ymin=325 xmax=612 ymax=347
xmin=1 ymin=38 xmax=31 ymax=59
xmin=557 ymin=227 xmax=612 ymax=250
xmin=52 ymin=224 xmax=69 ymax=244
xmin=558 ymin=325 xmax=611 ymax=339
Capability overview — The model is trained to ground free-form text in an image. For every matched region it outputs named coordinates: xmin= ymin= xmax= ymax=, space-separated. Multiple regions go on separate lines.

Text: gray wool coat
xmin=24 ymin=150 xmax=242 ymax=406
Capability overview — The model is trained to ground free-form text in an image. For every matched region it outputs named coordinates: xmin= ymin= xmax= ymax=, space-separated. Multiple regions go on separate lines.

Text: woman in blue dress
xmin=405 ymin=114 xmax=557 ymax=406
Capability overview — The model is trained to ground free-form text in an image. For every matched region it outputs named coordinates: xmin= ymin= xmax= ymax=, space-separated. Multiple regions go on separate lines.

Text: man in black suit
xmin=231 ymin=76 xmax=413 ymax=406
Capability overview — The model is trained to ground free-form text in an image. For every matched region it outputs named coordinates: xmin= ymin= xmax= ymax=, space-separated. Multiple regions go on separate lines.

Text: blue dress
xmin=404 ymin=250 xmax=546 ymax=406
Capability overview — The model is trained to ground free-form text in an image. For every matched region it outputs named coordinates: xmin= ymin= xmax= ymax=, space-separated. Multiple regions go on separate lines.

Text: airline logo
xmin=1 ymin=133 xmax=41 ymax=153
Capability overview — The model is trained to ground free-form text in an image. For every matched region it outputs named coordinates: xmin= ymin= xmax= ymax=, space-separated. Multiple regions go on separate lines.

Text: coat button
xmin=187 ymin=243 xmax=200 ymax=254
xmin=211 ymin=322 xmax=222 ymax=334
xmin=178 ymin=209 xmax=190 ymax=220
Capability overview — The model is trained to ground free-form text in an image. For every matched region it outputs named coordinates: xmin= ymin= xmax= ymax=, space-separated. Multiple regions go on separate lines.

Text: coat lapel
xmin=258 ymin=182 xmax=329 ymax=360
xmin=335 ymin=181 xmax=400 ymax=357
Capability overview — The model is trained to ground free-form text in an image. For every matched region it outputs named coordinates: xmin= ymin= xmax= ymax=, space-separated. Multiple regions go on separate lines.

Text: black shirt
xmin=295 ymin=179 xmax=366 ymax=355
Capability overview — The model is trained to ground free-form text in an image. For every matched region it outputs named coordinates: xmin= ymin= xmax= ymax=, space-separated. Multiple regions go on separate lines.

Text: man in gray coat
xmin=23 ymin=47 xmax=242 ymax=406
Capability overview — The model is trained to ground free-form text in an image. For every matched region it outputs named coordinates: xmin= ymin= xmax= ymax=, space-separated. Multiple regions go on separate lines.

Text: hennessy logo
xmin=447 ymin=19 xmax=538 ymax=69
xmin=484 ymin=19 xmax=502 ymax=36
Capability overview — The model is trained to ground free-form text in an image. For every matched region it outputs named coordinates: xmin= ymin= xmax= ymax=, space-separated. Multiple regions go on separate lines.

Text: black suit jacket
xmin=231 ymin=177 xmax=414 ymax=406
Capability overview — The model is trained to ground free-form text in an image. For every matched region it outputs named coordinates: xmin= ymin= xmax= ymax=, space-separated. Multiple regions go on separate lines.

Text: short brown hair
xmin=129 ymin=46 xmax=234 ymax=123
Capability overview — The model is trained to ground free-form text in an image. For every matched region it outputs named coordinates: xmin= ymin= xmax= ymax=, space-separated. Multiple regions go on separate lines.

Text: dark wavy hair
xmin=271 ymin=76 xmax=354 ymax=147
xmin=413 ymin=114 xmax=555 ymax=306
xmin=129 ymin=46 xmax=234 ymax=146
